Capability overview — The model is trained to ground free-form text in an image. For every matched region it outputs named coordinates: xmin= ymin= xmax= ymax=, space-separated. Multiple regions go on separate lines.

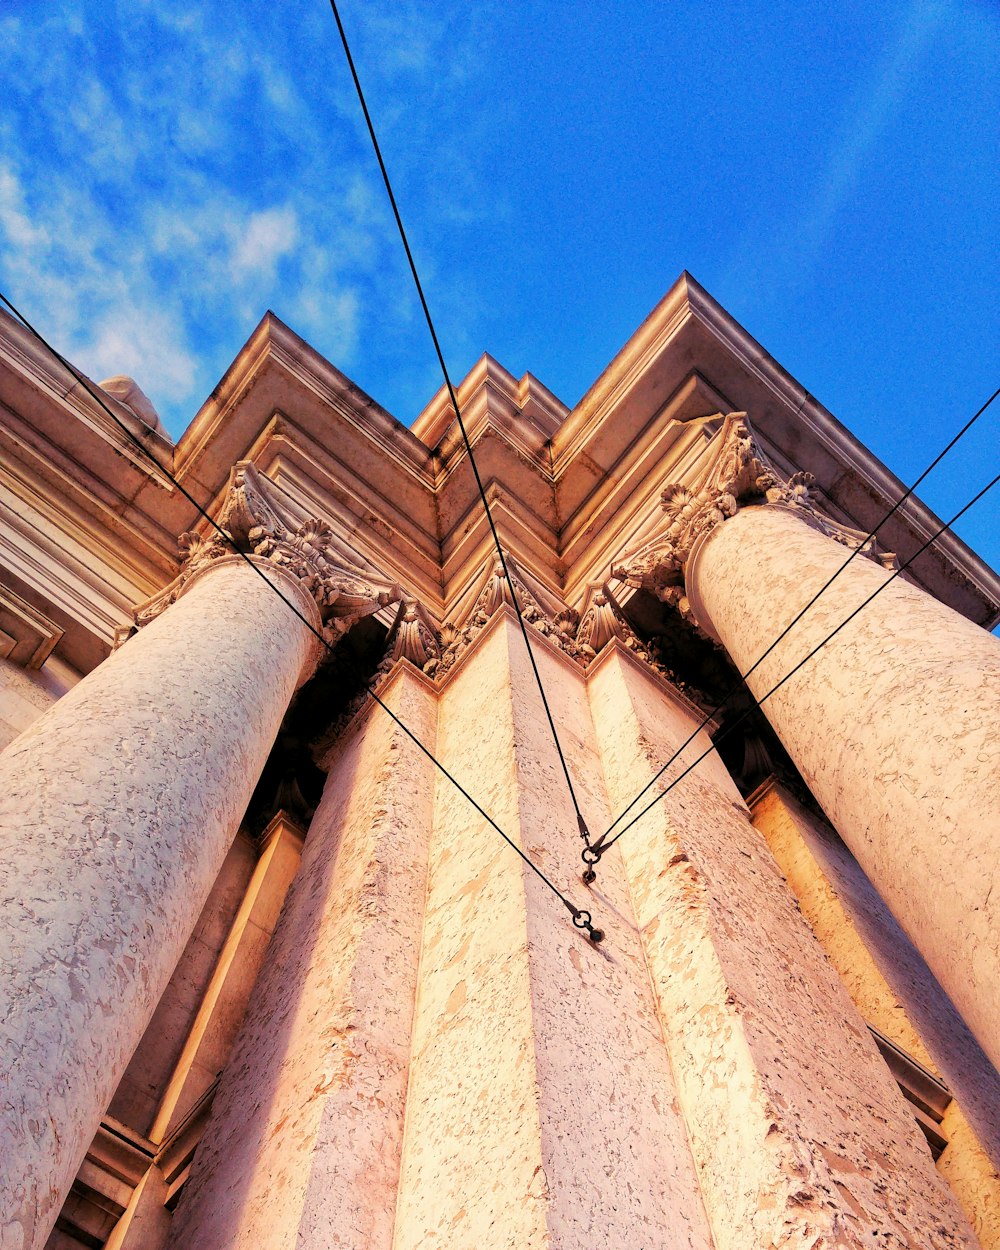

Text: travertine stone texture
xmin=109 ymin=832 xmax=258 ymax=1134
xmin=394 ymin=611 xmax=712 ymax=1250
xmin=0 ymin=557 xmax=319 ymax=1250
xmin=103 ymin=1169 xmax=172 ymax=1250
xmin=940 ymin=1106 xmax=1000 ymax=1250
xmin=149 ymin=813 xmax=304 ymax=1142
xmin=0 ymin=653 xmax=79 ymax=751
xmin=168 ymin=663 xmax=438 ymax=1250
xmin=752 ymin=782 xmax=1000 ymax=1248
xmin=588 ymin=643 xmax=978 ymax=1250
xmin=688 ymin=504 xmax=1000 ymax=1072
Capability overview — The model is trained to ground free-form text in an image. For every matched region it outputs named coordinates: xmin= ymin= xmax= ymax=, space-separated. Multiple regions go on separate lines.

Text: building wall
xmin=0 ymin=653 xmax=80 ymax=749
xmin=3 ymin=278 xmax=998 ymax=1250
xmin=751 ymin=781 xmax=1000 ymax=1247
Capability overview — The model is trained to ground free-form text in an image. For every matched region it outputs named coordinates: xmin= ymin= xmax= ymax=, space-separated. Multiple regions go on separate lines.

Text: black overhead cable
xmin=592 ymin=465 xmax=1000 ymax=857
xmin=590 ymin=383 xmax=1000 ymax=865
xmin=326 ymin=0 xmax=594 ymax=849
xmin=0 ymin=288 xmax=603 ymax=943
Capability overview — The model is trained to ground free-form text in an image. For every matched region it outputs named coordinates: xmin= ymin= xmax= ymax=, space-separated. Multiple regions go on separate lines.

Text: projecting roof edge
xmin=549 ymin=273 xmax=1000 ymax=625
xmin=412 ymin=353 xmax=567 ymax=468
xmin=684 ymin=291 xmax=1000 ymax=620
xmin=173 ymin=311 xmax=435 ymax=485
xmin=550 ymin=273 xmax=696 ymax=468
xmin=0 ymin=308 xmax=177 ymax=496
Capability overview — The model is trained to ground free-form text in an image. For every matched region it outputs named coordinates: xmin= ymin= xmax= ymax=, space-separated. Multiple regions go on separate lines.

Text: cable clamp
xmin=563 ymin=898 xmax=603 ymax=942
xmin=572 ymin=908 xmax=604 ymax=943
xmin=580 ymin=831 xmax=610 ymax=883
xmin=580 ymin=844 xmax=600 ymax=884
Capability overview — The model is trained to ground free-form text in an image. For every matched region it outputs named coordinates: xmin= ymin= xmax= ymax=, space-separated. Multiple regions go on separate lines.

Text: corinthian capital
xmin=614 ymin=413 xmax=894 ymax=601
xmin=133 ymin=462 xmax=402 ymax=642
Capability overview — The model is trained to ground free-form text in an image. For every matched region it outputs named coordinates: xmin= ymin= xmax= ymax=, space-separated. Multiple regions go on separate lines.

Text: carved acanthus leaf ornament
xmin=576 ymin=583 xmax=694 ymax=691
xmin=615 ymin=412 xmax=896 ymax=603
xmin=386 ymin=599 xmax=441 ymax=672
xmin=433 ymin=554 xmax=584 ymax=676
xmin=132 ymin=461 xmax=403 ymax=644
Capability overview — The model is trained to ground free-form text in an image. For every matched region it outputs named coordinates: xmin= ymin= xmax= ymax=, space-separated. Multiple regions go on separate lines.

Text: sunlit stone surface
xmin=1 ymin=275 xmax=997 ymax=1249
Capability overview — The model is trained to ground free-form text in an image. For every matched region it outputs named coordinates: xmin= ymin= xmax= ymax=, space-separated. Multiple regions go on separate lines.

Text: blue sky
xmin=1 ymin=1 xmax=997 ymax=572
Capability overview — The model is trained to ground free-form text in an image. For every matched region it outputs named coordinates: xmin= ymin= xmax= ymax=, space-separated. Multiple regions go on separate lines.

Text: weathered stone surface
xmin=688 ymin=502 xmax=1000 ymax=1073
xmin=752 ymin=781 xmax=1000 ymax=1248
xmin=0 ymin=557 xmax=319 ymax=1250
xmin=939 ymin=1106 xmax=1000 ymax=1250
xmin=0 ymin=653 xmax=78 ymax=751
xmin=588 ymin=643 xmax=978 ymax=1250
xmin=147 ymin=813 xmax=304 ymax=1143
xmin=168 ymin=662 xmax=438 ymax=1249
xmin=394 ymin=611 xmax=712 ymax=1250
xmin=108 ymin=832 xmax=258 ymax=1135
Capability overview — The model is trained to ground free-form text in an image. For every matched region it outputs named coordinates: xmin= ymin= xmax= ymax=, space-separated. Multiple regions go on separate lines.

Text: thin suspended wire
xmin=326 ymin=0 xmax=592 ymax=844
xmin=599 ymin=466 xmax=1000 ymax=854
xmin=596 ymin=384 xmax=1000 ymax=849
xmin=0 ymin=288 xmax=599 ymax=936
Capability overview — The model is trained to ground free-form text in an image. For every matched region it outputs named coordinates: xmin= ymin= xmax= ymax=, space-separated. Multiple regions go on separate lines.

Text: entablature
xmin=3 ymin=273 xmax=998 ymax=676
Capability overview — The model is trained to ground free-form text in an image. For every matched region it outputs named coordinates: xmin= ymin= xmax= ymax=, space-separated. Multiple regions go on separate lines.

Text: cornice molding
xmin=0 ymin=585 xmax=63 ymax=669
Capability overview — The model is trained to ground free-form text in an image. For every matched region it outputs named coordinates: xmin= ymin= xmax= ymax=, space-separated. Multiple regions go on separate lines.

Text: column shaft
xmin=588 ymin=642 xmax=977 ymax=1250
xmin=0 ymin=556 xmax=319 ymax=1250
xmin=688 ymin=504 xmax=1000 ymax=1070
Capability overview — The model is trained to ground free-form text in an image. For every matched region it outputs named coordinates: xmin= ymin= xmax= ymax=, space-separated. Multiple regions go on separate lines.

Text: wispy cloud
xmin=789 ymin=0 xmax=946 ymax=271
xmin=0 ymin=2 xmax=497 ymax=434
xmin=718 ymin=0 xmax=947 ymax=302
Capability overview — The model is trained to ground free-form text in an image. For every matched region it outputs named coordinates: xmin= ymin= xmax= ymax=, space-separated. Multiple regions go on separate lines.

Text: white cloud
xmin=230 ymin=206 xmax=299 ymax=279
xmin=0 ymin=2 xmax=497 ymax=431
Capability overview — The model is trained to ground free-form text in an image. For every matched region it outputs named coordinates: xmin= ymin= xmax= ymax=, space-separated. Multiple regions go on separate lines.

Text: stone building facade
xmin=1 ymin=273 xmax=998 ymax=1250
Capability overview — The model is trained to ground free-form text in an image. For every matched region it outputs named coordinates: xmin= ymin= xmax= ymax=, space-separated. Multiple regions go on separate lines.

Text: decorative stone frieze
xmin=132 ymin=462 xmax=403 ymax=645
xmin=576 ymin=583 xmax=690 ymax=690
xmin=615 ymin=413 xmax=896 ymax=605
xmin=434 ymin=553 xmax=584 ymax=676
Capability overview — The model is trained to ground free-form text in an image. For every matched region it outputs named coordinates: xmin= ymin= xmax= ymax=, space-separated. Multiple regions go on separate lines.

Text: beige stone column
xmin=0 ymin=554 xmax=321 ymax=1250
xmin=167 ymin=661 xmax=438 ymax=1249
xmin=393 ymin=610 xmax=713 ymax=1250
xmin=619 ymin=413 xmax=1000 ymax=1076
xmin=687 ymin=499 xmax=1000 ymax=1073
xmin=751 ymin=781 xmax=1000 ymax=1249
xmin=587 ymin=640 xmax=977 ymax=1250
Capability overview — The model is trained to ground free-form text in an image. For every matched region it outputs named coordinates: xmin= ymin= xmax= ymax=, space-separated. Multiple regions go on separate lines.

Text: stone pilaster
xmin=587 ymin=641 xmax=978 ymax=1250
xmin=148 ymin=811 xmax=306 ymax=1145
xmin=618 ymin=413 xmax=1000 ymax=1076
xmin=167 ymin=661 xmax=439 ymax=1249
xmin=393 ymin=609 xmax=713 ymax=1250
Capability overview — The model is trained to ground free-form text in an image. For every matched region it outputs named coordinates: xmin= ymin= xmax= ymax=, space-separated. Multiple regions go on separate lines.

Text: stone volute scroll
xmin=614 ymin=412 xmax=896 ymax=631
xmin=127 ymin=461 xmax=404 ymax=647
